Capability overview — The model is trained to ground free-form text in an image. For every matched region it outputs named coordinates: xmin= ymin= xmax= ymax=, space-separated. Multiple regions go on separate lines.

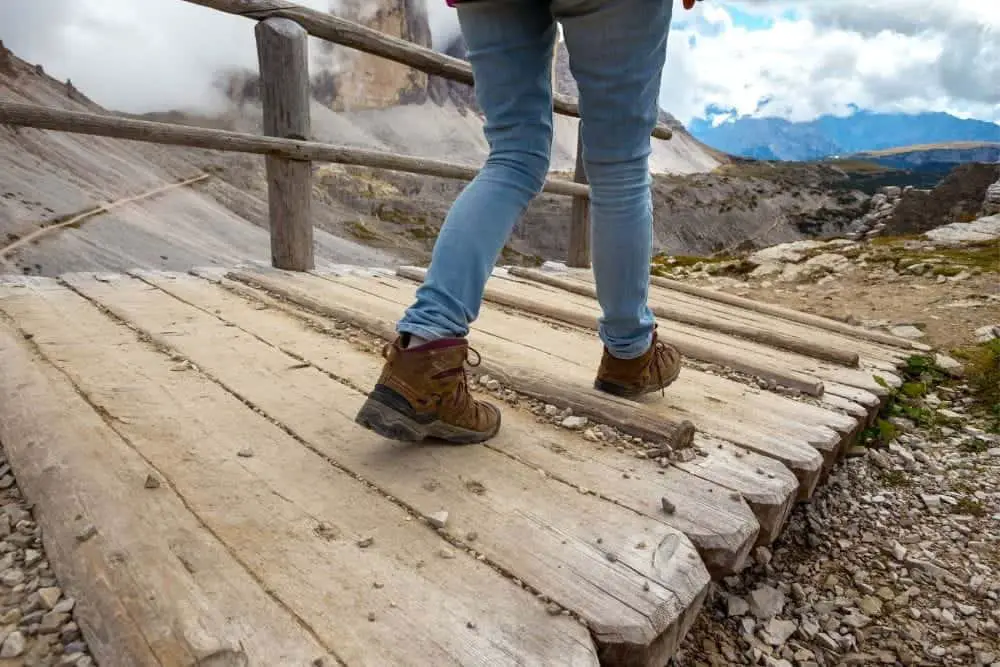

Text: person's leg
xmin=556 ymin=0 xmax=672 ymax=360
xmin=395 ymin=2 xmax=557 ymax=344
xmin=556 ymin=0 xmax=683 ymax=396
xmin=355 ymin=2 xmax=557 ymax=443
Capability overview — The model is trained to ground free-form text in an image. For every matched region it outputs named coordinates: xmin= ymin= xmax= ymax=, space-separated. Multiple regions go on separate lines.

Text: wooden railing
xmin=0 ymin=0 xmax=673 ymax=271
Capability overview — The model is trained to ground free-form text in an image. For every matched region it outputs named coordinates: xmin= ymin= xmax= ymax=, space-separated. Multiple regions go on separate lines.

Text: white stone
xmin=889 ymin=325 xmax=925 ymax=340
xmin=748 ymin=240 xmax=824 ymax=265
xmin=924 ymin=214 xmax=1000 ymax=245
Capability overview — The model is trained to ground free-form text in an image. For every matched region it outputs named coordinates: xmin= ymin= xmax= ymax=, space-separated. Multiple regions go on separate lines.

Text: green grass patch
xmin=951 ymin=497 xmax=986 ymax=517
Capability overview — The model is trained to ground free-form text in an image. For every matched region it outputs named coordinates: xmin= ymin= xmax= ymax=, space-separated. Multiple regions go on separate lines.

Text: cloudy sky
xmin=1 ymin=0 xmax=997 ymax=126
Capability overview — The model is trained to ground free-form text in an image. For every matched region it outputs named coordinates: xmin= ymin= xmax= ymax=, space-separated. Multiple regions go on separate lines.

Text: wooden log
xmin=0 ymin=312 xmax=331 ymax=666
xmin=178 ymin=0 xmax=674 ymax=141
xmin=256 ymin=18 xmax=313 ymax=271
xmin=226 ymin=267 xmax=697 ymax=451
xmin=136 ymin=269 xmax=759 ymax=577
xmin=189 ymin=267 xmax=801 ymax=546
xmin=649 ymin=274 xmax=931 ymax=352
xmin=7 ymin=276 xmax=601 ymax=666
xmin=508 ymin=267 xmax=861 ymax=367
xmin=249 ymin=268 xmax=838 ymax=500
xmin=0 ymin=103 xmax=590 ymax=199
xmin=567 ymin=125 xmax=591 ymax=268
xmin=397 ymin=266 xmax=825 ymax=396
xmin=64 ymin=272 xmax=709 ymax=666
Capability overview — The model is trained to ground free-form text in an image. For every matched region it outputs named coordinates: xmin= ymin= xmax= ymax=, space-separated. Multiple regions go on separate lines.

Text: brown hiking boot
xmin=594 ymin=328 xmax=682 ymax=397
xmin=354 ymin=335 xmax=501 ymax=444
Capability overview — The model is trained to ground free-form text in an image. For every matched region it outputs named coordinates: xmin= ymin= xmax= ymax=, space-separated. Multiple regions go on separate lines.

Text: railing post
xmin=567 ymin=124 xmax=590 ymax=268
xmin=255 ymin=17 xmax=314 ymax=271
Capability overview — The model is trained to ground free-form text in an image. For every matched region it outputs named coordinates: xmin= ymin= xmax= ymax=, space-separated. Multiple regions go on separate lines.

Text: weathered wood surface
xmin=315 ymin=270 xmax=856 ymax=463
xmin=178 ymin=0 xmax=674 ymax=141
xmin=256 ymin=18 xmax=314 ymax=270
xmin=0 ymin=313 xmax=333 ymax=667
xmin=231 ymin=266 xmax=831 ymax=502
xmin=226 ymin=267 xmax=697 ymax=451
xmin=397 ymin=266 xmax=826 ymax=397
xmin=649 ymin=274 xmax=931 ymax=352
xmin=136 ymin=269 xmax=759 ymax=576
xmin=0 ymin=103 xmax=590 ymax=199
xmin=59 ymin=272 xmax=712 ymax=665
xmin=1 ymin=276 xmax=601 ymax=666
xmin=568 ymin=125 xmax=591 ymax=269
xmin=479 ymin=267 xmax=900 ymax=399
xmin=222 ymin=266 xmax=798 ymax=541
xmin=508 ymin=267 xmax=862 ymax=367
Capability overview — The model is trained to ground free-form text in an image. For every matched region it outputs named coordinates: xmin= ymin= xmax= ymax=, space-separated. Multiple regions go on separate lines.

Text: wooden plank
xmin=229 ymin=267 xmax=828 ymax=498
xmin=60 ymin=273 xmax=711 ymax=666
xmin=320 ymin=270 xmax=858 ymax=450
xmin=508 ymin=267 xmax=861 ymax=367
xmin=178 ymin=0 xmax=675 ymax=141
xmin=649 ymin=274 xmax=931 ymax=352
xmin=397 ymin=266 xmax=826 ymax=397
xmin=136 ymin=269 xmax=759 ymax=576
xmin=517 ymin=268 xmax=908 ymax=373
xmin=0 ymin=315 xmax=333 ymax=667
xmin=0 ymin=277 xmax=599 ymax=667
xmin=568 ymin=125 xmax=591 ymax=269
xmin=640 ymin=280 xmax=912 ymax=368
xmin=193 ymin=267 xmax=799 ymax=546
xmin=0 ymin=103 xmax=589 ymax=199
xmin=336 ymin=271 xmax=862 ymax=481
xmin=475 ymin=268 xmax=900 ymax=397
xmin=224 ymin=268 xmax=697 ymax=451
xmin=256 ymin=18 xmax=313 ymax=271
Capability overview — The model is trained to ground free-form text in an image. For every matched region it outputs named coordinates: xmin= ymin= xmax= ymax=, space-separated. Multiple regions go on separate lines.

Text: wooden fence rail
xmin=178 ymin=0 xmax=674 ymax=142
xmin=0 ymin=103 xmax=591 ymax=200
xmin=2 ymin=1 xmax=673 ymax=269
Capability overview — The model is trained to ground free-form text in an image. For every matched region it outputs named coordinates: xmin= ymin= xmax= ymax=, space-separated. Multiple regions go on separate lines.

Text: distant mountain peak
xmin=687 ymin=109 xmax=1000 ymax=161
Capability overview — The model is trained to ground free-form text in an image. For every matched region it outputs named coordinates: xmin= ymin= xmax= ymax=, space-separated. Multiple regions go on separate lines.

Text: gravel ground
xmin=0 ymin=445 xmax=94 ymax=666
xmin=672 ymin=380 xmax=1000 ymax=667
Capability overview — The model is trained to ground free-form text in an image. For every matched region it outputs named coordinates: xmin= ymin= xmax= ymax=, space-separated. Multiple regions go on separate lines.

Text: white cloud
xmin=660 ymin=0 xmax=1000 ymax=124
xmin=0 ymin=0 xmax=996 ymax=127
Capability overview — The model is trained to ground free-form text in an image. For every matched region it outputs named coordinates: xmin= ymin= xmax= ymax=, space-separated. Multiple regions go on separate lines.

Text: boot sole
xmin=355 ymin=385 xmax=500 ymax=445
xmin=594 ymin=364 xmax=682 ymax=398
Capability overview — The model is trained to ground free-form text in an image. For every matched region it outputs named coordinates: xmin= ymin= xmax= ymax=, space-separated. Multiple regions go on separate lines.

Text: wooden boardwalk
xmin=0 ymin=264 xmax=925 ymax=667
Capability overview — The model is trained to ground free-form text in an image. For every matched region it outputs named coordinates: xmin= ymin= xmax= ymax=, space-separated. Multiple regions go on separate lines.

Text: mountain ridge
xmin=689 ymin=110 xmax=1000 ymax=162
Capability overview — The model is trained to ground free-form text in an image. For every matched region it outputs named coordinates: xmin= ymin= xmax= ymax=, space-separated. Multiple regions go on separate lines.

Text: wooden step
xmin=0 ymin=275 xmax=602 ymax=667
xmin=224 ymin=266 xmax=801 ymax=541
xmin=239 ymin=267 xmax=841 ymax=498
xmin=51 ymin=272 xmax=712 ymax=667
xmin=0 ymin=317 xmax=333 ymax=667
xmin=135 ymin=268 xmax=761 ymax=576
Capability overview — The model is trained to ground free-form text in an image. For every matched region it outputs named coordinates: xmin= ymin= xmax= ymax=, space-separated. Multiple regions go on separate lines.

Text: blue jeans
xmin=397 ymin=0 xmax=672 ymax=359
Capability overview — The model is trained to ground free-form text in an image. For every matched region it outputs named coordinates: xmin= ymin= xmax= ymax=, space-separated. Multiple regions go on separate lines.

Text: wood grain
xmin=649 ymin=274 xmax=931 ymax=352
xmin=66 ymin=272 xmax=710 ymax=666
xmin=568 ymin=125 xmax=591 ymax=268
xmin=0 ymin=103 xmax=589 ymax=199
xmin=4 ymin=275 xmax=600 ymax=666
xmin=0 ymin=292 xmax=332 ymax=667
xmin=137 ymin=269 xmax=759 ymax=577
xmin=397 ymin=266 xmax=826 ymax=397
xmin=508 ymin=267 xmax=862 ymax=367
xmin=256 ymin=18 xmax=314 ymax=270
xmin=191 ymin=267 xmax=799 ymax=547
xmin=226 ymin=266 xmax=698 ymax=451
